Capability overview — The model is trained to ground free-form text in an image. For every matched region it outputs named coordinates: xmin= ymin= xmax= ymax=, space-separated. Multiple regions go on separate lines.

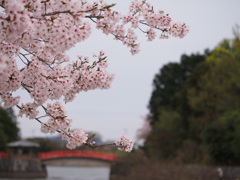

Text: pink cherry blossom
xmin=115 ymin=135 xmax=134 ymax=152
xmin=0 ymin=0 xmax=188 ymax=150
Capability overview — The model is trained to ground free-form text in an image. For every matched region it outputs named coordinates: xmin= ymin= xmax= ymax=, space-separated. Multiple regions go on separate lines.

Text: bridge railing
xmin=38 ymin=150 xmax=118 ymax=161
xmin=0 ymin=152 xmax=8 ymax=159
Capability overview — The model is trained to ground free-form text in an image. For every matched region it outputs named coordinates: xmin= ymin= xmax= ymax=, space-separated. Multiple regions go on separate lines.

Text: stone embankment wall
xmin=0 ymin=158 xmax=47 ymax=179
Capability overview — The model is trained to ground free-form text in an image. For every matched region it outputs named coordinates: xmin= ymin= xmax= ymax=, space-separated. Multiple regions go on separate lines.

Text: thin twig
xmin=21 ymin=82 xmax=32 ymax=93
xmin=138 ymin=26 xmax=147 ymax=33
xmin=88 ymin=17 xmax=125 ymax=42
xmin=17 ymin=54 xmax=28 ymax=65
xmin=36 ymin=115 xmax=49 ymax=119
xmin=19 ymin=53 xmax=31 ymax=63
xmin=84 ymin=142 xmax=115 ymax=149
xmin=23 ymin=48 xmax=55 ymax=70
xmin=42 ymin=10 xmax=72 ymax=17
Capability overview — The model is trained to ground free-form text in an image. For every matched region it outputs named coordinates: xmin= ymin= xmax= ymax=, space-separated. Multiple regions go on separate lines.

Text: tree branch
xmin=42 ymin=10 xmax=72 ymax=17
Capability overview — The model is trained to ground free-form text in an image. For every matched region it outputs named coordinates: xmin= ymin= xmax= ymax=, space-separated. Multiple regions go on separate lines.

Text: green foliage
xmin=146 ymin=51 xmax=209 ymax=161
xmin=145 ymin=109 xmax=185 ymax=159
xmin=203 ymin=110 xmax=240 ymax=164
xmin=148 ymin=51 xmax=209 ymax=125
xmin=145 ymin=36 xmax=240 ymax=165
xmin=0 ymin=107 xmax=20 ymax=151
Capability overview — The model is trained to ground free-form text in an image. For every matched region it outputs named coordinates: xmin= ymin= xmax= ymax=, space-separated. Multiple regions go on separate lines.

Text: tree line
xmin=144 ymin=34 xmax=240 ymax=165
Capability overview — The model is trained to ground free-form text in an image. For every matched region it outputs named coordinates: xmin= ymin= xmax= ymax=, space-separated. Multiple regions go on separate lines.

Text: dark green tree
xmin=148 ymin=51 xmax=209 ymax=125
xmin=145 ymin=35 xmax=240 ymax=165
xmin=145 ymin=51 xmax=209 ymax=160
xmin=187 ymin=37 xmax=240 ymax=165
xmin=203 ymin=110 xmax=240 ymax=165
xmin=0 ymin=107 xmax=20 ymax=151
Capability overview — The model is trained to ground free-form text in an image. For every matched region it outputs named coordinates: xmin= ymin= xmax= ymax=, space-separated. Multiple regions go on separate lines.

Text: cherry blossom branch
xmin=22 ymin=48 xmax=55 ymax=70
xmin=0 ymin=0 xmax=188 ymax=153
xmin=39 ymin=4 xmax=116 ymax=18
xmin=139 ymin=20 xmax=169 ymax=32
xmin=88 ymin=17 xmax=126 ymax=41
xmin=17 ymin=104 xmax=62 ymax=134
xmin=32 ymin=107 xmax=118 ymax=150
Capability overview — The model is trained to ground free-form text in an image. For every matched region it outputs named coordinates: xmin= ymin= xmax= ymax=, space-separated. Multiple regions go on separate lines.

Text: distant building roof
xmin=7 ymin=140 xmax=39 ymax=148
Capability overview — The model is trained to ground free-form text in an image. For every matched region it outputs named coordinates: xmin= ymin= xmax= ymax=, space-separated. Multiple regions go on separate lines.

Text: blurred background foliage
xmin=0 ymin=107 xmax=20 ymax=151
xmin=144 ymin=31 xmax=240 ymax=165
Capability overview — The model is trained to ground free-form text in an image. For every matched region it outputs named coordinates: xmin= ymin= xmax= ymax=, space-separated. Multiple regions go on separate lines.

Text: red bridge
xmin=1 ymin=150 xmax=118 ymax=167
xmin=0 ymin=152 xmax=8 ymax=159
xmin=40 ymin=150 xmax=118 ymax=167
xmin=39 ymin=150 xmax=117 ymax=161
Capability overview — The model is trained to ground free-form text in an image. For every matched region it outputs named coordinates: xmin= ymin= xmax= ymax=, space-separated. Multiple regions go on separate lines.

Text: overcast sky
xmin=18 ymin=0 xmax=240 ymax=144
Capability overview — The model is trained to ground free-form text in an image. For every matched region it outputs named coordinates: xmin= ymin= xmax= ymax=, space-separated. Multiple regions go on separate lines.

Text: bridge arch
xmin=38 ymin=150 xmax=118 ymax=167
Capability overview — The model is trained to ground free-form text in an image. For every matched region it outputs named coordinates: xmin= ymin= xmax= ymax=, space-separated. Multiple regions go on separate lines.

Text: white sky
xmin=18 ymin=0 xmax=240 ymax=143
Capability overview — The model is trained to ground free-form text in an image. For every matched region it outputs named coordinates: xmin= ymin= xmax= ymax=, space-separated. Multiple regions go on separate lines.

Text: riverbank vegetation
xmin=144 ymin=33 xmax=240 ymax=165
xmin=110 ymin=152 xmax=240 ymax=180
xmin=111 ymin=31 xmax=240 ymax=180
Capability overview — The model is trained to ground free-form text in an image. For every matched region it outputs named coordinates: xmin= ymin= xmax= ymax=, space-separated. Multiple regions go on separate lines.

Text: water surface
xmin=0 ymin=166 xmax=110 ymax=180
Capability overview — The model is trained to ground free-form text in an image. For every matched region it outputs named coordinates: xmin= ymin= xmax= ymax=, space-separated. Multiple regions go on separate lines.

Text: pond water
xmin=0 ymin=166 xmax=111 ymax=180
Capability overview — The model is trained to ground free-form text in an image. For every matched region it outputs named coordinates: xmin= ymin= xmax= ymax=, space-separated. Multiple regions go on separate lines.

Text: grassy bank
xmin=110 ymin=154 xmax=240 ymax=180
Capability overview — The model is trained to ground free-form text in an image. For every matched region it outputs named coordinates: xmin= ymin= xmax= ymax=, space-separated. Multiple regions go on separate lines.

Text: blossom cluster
xmin=0 ymin=0 xmax=189 ymax=152
xmin=62 ymin=129 xmax=88 ymax=150
xmin=115 ymin=135 xmax=134 ymax=152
